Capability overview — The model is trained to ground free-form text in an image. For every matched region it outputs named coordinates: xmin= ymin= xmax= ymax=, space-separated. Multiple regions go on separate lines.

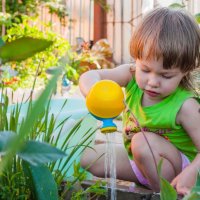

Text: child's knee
xmin=131 ymin=132 xmax=150 ymax=160
xmin=80 ymin=146 xmax=105 ymax=177
xmin=80 ymin=148 xmax=91 ymax=169
xmin=80 ymin=155 xmax=87 ymax=169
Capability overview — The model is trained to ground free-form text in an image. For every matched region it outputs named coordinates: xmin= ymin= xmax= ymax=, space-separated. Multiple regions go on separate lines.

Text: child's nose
xmin=147 ymin=75 xmax=160 ymax=88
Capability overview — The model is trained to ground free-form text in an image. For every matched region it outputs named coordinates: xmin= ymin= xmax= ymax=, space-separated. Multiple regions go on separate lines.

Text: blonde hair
xmin=130 ymin=7 xmax=200 ymax=92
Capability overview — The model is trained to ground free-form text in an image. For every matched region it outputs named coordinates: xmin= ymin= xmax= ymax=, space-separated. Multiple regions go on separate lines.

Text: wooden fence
xmin=38 ymin=0 xmax=200 ymax=65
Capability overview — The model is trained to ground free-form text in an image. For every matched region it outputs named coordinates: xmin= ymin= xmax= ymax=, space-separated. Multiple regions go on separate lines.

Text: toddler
xmin=79 ymin=7 xmax=200 ymax=196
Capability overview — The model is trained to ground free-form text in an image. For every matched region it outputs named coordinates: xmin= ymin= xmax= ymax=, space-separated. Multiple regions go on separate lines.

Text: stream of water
xmin=105 ymin=132 xmax=117 ymax=200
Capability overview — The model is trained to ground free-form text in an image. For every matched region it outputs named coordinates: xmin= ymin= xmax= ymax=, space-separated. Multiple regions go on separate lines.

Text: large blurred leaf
xmin=0 ymin=37 xmax=53 ymax=63
xmin=23 ymin=162 xmax=58 ymax=200
xmin=0 ymin=131 xmax=15 ymax=151
xmin=183 ymin=171 xmax=200 ymax=199
xmin=158 ymin=159 xmax=177 ymax=200
xmin=0 ymin=67 xmax=61 ymax=173
xmin=18 ymin=140 xmax=66 ymax=165
xmin=160 ymin=177 xmax=177 ymax=200
xmin=183 ymin=192 xmax=200 ymax=200
xmin=195 ymin=13 xmax=200 ymax=24
xmin=158 ymin=159 xmax=163 ymax=176
xmin=189 ymin=171 xmax=200 ymax=194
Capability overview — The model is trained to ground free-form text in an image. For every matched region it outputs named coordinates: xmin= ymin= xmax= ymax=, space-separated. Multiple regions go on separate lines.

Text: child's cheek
xmin=135 ymin=72 xmax=144 ymax=89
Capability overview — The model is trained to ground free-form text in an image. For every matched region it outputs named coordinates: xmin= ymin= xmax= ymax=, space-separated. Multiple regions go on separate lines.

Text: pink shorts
xmin=129 ymin=152 xmax=190 ymax=187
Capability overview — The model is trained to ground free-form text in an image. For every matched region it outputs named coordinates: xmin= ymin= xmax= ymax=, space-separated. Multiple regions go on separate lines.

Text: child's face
xmin=135 ymin=57 xmax=186 ymax=101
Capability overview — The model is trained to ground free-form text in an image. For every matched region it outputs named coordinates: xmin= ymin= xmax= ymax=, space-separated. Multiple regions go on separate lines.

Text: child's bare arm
xmin=79 ymin=64 xmax=134 ymax=97
xmin=171 ymin=98 xmax=200 ymax=195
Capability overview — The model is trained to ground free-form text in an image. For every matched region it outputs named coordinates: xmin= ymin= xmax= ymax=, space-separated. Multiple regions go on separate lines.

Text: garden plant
xmin=0 ymin=36 xmax=106 ymax=200
xmin=0 ymin=1 xmax=199 ymax=200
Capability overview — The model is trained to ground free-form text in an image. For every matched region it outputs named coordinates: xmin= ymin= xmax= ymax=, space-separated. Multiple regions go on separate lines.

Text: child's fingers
xmin=170 ymin=176 xmax=178 ymax=187
xmin=171 ymin=177 xmax=190 ymax=196
xmin=176 ymin=186 xmax=190 ymax=196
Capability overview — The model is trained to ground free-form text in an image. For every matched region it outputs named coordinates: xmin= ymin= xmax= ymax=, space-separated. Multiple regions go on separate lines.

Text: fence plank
xmin=36 ymin=0 xmax=199 ymax=64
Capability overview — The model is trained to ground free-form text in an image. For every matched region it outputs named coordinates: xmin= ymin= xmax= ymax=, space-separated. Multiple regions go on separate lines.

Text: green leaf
xmin=18 ymin=140 xmax=66 ymax=165
xmin=183 ymin=192 xmax=200 ymax=200
xmin=157 ymin=158 xmax=163 ymax=176
xmin=160 ymin=177 xmax=177 ymax=200
xmin=0 ymin=38 xmax=5 ymax=48
xmin=0 ymin=131 xmax=15 ymax=151
xmin=190 ymin=171 xmax=200 ymax=193
xmin=195 ymin=171 xmax=200 ymax=187
xmin=158 ymin=158 xmax=177 ymax=200
xmin=22 ymin=162 xmax=58 ymax=200
xmin=168 ymin=3 xmax=185 ymax=8
xmin=0 ymin=37 xmax=53 ymax=63
xmin=0 ymin=68 xmax=61 ymax=173
xmin=195 ymin=13 xmax=200 ymax=24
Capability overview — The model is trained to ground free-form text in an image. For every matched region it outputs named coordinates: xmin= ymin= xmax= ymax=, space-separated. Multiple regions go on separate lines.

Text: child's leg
xmin=131 ymin=132 xmax=183 ymax=191
xmin=80 ymin=143 xmax=140 ymax=183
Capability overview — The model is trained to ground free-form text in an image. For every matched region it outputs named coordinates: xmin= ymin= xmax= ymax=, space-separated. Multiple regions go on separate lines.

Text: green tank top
xmin=123 ymin=78 xmax=199 ymax=162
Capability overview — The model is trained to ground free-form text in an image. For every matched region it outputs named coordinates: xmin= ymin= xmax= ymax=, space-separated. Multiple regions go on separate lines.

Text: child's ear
xmin=130 ymin=66 xmax=135 ymax=72
xmin=129 ymin=63 xmax=136 ymax=74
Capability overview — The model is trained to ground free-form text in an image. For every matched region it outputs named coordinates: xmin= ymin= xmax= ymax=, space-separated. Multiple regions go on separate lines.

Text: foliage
xmin=1 ymin=18 xmax=70 ymax=89
xmin=0 ymin=86 xmax=102 ymax=199
xmin=160 ymin=178 xmax=177 ymax=200
xmin=0 ymin=0 xmax=109 ymax=31
xmin=182 ymin=171 xmax=200 ymax=200
xmin=0 ymin=12 xmax=12 ymax=27
xmin=0 ymin=0 xmax=68 ymax=29
xmin=0 ymin=36 xmax=103 ymax=199
xmin=0 ymin=63 xmax=64 ymax=199
xmin=157 ymin=159 xmax=177 ymax=200
xmin=0 ymin=91 xmax=103 ymax=199
xmin=1 ymin=21 xmax=115 ymax=88
xmin=168 ymin=3 xmax=185 ymax=9
xmin=22 ymin=162 xmax=59 ymax=200
xmin=0 ymin=0 xmax=113 ymax=88
xmin=94 ymin=0 xmax=111 ymax=12
xmin=168 ymin=3 xmax=200 ymax=24
xmin=158 ymin=159 xmax=200 ymax=200
xmin=69 ymin=163 xmax=106 ymax=200
xmin=0 ymin=37 xmax=53 ymax=63
xmin=195 ymin=13 xmax=200 ymax=24
xmin=64 ymin=38 xmax=115 ymax=84
xmin=45 ymin=1 xmax=68 ymax=22
xmin=71 ymin=180 xmax=106 ymax=200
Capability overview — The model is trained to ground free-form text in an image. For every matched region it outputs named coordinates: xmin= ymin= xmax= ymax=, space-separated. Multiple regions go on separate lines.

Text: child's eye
xmin=162 ymin=75 xmax=172 ymax=79
xmin=142 ymin=69 xmax=150 ymax=73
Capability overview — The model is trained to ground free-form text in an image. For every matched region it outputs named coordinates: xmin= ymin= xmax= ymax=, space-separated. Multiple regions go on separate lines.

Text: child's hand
xmin=171 ymin=165 xmax=197 ymax=196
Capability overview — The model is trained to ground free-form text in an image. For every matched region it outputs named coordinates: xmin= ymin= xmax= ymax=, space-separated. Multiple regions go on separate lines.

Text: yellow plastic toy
xmin=86 ymin=80 xmax=125 ymax=133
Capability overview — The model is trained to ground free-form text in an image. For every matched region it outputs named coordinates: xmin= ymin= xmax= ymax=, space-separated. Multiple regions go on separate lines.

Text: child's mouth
xmin=145 ymin=90 xmax=160 ymax=97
